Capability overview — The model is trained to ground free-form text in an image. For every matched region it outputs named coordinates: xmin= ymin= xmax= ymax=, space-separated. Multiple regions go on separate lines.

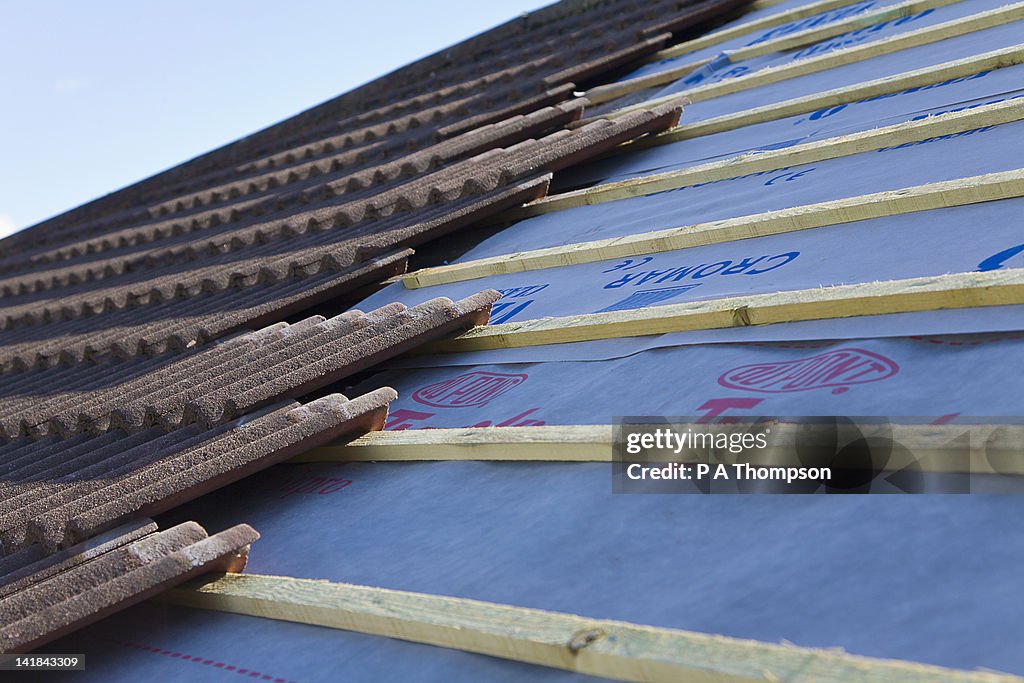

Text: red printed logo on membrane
xmin=718 ymin=348 xmax=898 ymax=395
xmin=412 ymin=371 xmax=528 ymax=408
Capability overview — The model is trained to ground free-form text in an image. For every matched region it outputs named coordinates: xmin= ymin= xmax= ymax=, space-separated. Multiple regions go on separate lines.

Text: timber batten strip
xmin=295 ymin=425 xmax=612 ymax=462
xmin=404 ymin=169 xmax=1024 ymax=288
xmin=420 ymin=268 xmax=1024 ymax=352
xmin=749 ymin=0 xmax=791 ymax=9
xmin=166 ymin=573 xmax=1024 ymax=683
xmin=591 ymin=0 xmax=978 ymax=106
xmin=498 ymin=100 xmax=1024 ymax=221
xmin=634 ymin=43 xmax=1024 ymax=144
xmin=291 ymin=424 xmax=1024 ymax=475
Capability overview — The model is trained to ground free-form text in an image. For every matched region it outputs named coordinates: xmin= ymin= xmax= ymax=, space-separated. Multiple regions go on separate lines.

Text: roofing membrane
xmin=647 ymin=0 xmax=1010 ymax=89
xmin=357 ymin=173 xmax=1024 ymax=330
xmin=2 ymin=0 xmax=1023 ymax=678
xmin=626 ymin=0 xmax=906 ymax=78
xmin=357 ymin=333 xmax=1024 ymax=424
xmin=152 ymin=467 xmax=1023 ymax=672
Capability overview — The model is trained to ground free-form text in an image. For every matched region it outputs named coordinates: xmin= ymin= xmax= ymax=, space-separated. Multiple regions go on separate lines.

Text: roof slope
xmin=3 ymin=0 xmax=1023 ymax=679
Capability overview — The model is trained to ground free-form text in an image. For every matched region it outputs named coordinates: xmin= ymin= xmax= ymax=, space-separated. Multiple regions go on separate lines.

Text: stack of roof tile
xmin=0 ymin=291 xmax=497 ymax=439
xmin=0 ymin=519 xmax=258 ymax=654
xmin=0 ymin=289 xmax=498 ymax=557
xmin=0 ymin=392 xmax=387 ymax=555
xmin=0 ymin=275 xmax=499 ymax=564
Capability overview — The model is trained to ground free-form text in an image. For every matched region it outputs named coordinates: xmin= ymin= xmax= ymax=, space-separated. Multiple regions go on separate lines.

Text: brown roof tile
xmin=0 ymin=521 xmax=258 ymax=653
xmin=640 ymin=0 xmax=753 ymax=37
xmin=0 ymin=99 xmax=581 ymax=277
xmin=0 ymin=390 xmax=391 ymax=554
xmin=0 ymin=0 xmax=721 ymax=258
xmin=0 ymin=249 xmax=412 ymax=371
xmin=0 ymin=519 xmax=158 ymax=600
xmin=0 ymin=291 xmax=496 ymax=439
xmin=0 ymin=104 xmax=678 ymax=373
xmin=540 ymin=33 xmax=673 ymax=89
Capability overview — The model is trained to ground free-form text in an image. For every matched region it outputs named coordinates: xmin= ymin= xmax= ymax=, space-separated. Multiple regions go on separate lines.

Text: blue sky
xmin=0 ymin=1 xmax=550 ymax=238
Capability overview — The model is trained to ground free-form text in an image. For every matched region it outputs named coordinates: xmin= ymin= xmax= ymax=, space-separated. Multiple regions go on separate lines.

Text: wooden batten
xmin=420 ymin=268 xmax=1024 ymax=352
xmin=167 ymin=573 xmax=1024 ymax=683
xmin=498 ymin=100 xmax=1024 ymax=222
xmin=293 ymin=423 xmax=1024 ymax=476
xmin=405 ymin=168 xmax=1024 ymax=288
xmin=638 ymin=43 xmax=1024 ymax=144
xmin=295 ymin=425 xmax=613 ymax=462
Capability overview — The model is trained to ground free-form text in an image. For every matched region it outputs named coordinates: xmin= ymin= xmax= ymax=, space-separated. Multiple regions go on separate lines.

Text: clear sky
xmin=0 ymin=0 xmax=551 ymax=238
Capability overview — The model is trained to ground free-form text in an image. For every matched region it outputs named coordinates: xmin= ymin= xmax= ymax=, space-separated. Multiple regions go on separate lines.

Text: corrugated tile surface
xmin=0 ymin=291 xmax=497 ymax=440
xmin=0 ymin=520 xmax=258 ymax=654
xmin=0 ymin=391 xmax=391 ymax=555
xmin=0 ymin=104 xmax=681 ymax=372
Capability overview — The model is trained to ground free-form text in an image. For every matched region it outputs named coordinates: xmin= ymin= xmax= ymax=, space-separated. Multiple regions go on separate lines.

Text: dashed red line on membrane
xmin=104 ymin=637 xmax=295 ymax=683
